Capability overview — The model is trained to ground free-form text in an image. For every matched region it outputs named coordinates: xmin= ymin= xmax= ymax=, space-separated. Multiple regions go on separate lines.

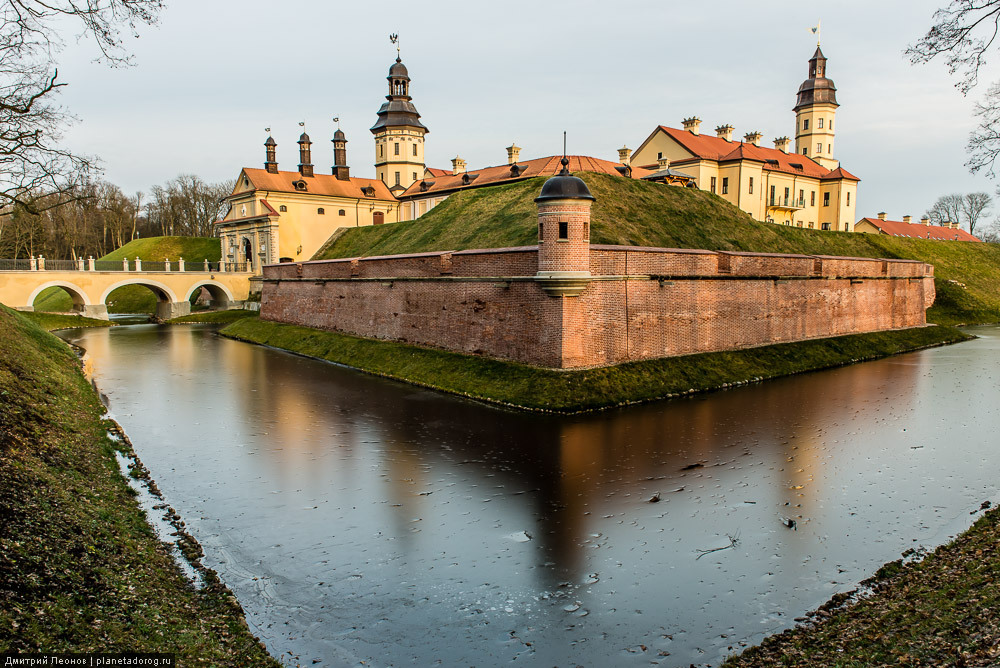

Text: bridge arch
xmin=27 ymin=281 xmax=94 ymax=311
xmin=98 ymin=278 xmax=180 ymax=305
xmin=185 ymin=280 xmax=235 ymax=309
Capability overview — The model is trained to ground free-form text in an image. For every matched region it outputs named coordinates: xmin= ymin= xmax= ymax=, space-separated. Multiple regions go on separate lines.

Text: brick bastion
xmin=259 ymin=165 xmax=935 ymax=370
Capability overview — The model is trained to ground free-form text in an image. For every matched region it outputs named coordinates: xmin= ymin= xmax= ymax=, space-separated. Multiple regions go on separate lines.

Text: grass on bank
xmin=220 ymin=316 xmax=971 ymax=413
xmin=33 ymin=236 xmax=221 ymax=314
xmin=0 ymin=304 xmax=279 ymax=665
xmin=723 ymin=503 xmax=1000 ymax=667
xmin=315 ymin=173 xmax=1000 ymax=326
xmin=18 ymin=311 xmax=114 ymax=331
xmin=165 ymin=309 xmax=256 ymax=325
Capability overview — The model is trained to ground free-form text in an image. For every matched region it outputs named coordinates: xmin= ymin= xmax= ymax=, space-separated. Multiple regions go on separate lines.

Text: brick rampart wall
xmin=261 ymin=245 xmax=935 ymax=369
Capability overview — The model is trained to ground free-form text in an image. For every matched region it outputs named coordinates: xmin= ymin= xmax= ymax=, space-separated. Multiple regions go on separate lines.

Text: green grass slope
xmin=34 ymin=237 xmax=221 ymax=314
xmin=0 ymin=305 xmax=278 ymax=664
xmin=315 ymin=174 xmax=1000 ymax=326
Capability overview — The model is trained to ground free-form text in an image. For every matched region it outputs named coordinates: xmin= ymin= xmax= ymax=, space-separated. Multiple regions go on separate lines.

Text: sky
xmin=52 ymin=0 xmax=1000 ymax=225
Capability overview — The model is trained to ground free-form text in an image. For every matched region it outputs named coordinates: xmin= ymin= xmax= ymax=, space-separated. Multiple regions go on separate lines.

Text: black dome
xmin=333 ymin=129 xmax=346 ymax=141
xmin=535 ymin=162 xmax=595 ymax=203
xmin=264 ymin=136 xmax=276 ymax=146
xmin=298 ymin=132 xmax=311 ymax=143
xmin=389 ymin=57 xmax=409 ymax=79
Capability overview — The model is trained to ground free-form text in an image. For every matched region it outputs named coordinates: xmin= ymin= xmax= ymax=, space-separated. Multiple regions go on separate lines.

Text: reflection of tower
xmin=370 ymin=56 xmax=428 ymax=193
xmin=793 ymin=46 xmax=839 ymax=169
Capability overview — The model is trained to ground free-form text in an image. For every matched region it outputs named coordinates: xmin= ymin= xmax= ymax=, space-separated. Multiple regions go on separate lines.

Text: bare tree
xmin=144 ymin=175 xmax=233 ymax=238
xmin=961 ymin=191 xmax=992 ymax=234
xmin=926 ymin=193 xmax=965 ymax=226
xmin=0 ymin=0 xmax=161 ymax=213
xmin=908 ymin=1 xmax=1000 ymax=174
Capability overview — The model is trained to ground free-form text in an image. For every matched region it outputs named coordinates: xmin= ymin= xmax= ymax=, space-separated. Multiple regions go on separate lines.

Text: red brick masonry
xmin=261 ymin=245 xmax=935 ymax=369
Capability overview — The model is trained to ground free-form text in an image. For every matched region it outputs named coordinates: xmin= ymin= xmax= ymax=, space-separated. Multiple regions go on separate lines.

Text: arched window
xmin=279 ymin=205 xmax=287 ymax=212
xmin=338 ymin=209 xmax=346 ymax=216
xmin=317 ymin=208 xmax=325 ymax=214
xmin=373 ymin=211 xmax=385 ymax=225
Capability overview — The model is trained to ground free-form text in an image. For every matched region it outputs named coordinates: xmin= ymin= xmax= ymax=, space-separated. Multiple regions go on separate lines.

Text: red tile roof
xmin=239 ymin=168 xmax=398 ymax=200
xmin=858 ymin=217 xmax=981 ymax=242
xmin=399 ymin=155 xmax=652 ymax=198
xmin=424 ymin=167 xmax=453 ymax=177
xmin=648 ymin=126 xmax=859 ymax=181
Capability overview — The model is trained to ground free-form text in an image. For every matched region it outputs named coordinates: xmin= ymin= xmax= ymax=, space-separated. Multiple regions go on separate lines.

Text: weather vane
xmin=265 ymin=127 xmax=271 ymax=134
xmin=389 ymin=33 xmax=400 ymax=57
xmin=333 ymin=116 xmax=340 ymax=128
xmin=810 ymin=20 xmax=821 ymax=46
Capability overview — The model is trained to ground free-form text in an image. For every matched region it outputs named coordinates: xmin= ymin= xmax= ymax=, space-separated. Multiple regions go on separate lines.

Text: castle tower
xmin=332 ymin=128 xmax=350 ymax=181
xmin=534 ymin=157 xmax=595 ymax=297
xmin=370 ymin=56 xmax=428 ymax=193
xmin=794 ymin=46 xmax=839 ymax=169
xmin=264 ymin=135 xmax=278 ymax=174
xmin=298 ymin=132 xmax=314 ymax=177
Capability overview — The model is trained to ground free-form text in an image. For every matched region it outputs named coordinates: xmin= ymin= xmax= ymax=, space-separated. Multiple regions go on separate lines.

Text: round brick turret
xmin=534 ymin=158 xmax=594 ymax=297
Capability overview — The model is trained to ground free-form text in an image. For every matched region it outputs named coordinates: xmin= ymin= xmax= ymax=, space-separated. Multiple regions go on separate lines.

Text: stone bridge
xmin=0 ymin=257 xmax=253 ymax=320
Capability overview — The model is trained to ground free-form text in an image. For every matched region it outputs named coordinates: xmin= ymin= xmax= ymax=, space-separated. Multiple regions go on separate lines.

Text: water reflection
xmin=58 ymin=324 xmax=1000 ymax=667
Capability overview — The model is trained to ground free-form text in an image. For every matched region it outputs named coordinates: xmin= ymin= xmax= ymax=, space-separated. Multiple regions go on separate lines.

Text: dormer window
xmin=293 ymin=180 xmax=307 ymax=192
xmin=361 ymin=186 xmax=376 ymax=197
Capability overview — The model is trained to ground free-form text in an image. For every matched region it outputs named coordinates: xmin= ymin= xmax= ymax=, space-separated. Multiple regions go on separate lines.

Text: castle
xmin=215 ymin=44 xmax=862 ymax=273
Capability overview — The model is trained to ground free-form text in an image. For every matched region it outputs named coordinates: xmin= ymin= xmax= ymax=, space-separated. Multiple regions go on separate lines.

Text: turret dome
xmin=534 ymin=158 xmax=595 ymax=202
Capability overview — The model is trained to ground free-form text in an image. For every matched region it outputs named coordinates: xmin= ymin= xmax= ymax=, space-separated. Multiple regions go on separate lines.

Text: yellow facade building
xmin=629 ymin=46 xmax=860 ymax=231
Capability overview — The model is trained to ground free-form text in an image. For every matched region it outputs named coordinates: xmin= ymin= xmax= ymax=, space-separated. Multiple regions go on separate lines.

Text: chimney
xmin=618 ymin=145 xmax=632 ymax=165
xmin=657 ymin=157 xmax=670 ymax=172
xmin=297 ymin=132 xmax=314 ymax=177
xmin=951 ymin=221 xmax=960 ymax=229
xmin=682 ymin=116 xmax=701 ymax=135
xmin=451 ymin=156 xmax=467 ymax=175
xmin=773 ymin=136 xmax=791 ymax=153
xmin=920 ymin=215 xmax=930 ymax=226
xmin=331 ymin=129 xmax=349 ymax=181
xmin=903 ymin=215 xmax=912 ymax=224
xmin=743 ymin=131 xmax=763 ymax=146
xmin=506 ymin=143 xmax=521 ymax=165
xmin=715 ymin=124 xmax=734 ymax=142
xmin=877 ymin=212 xmax=887 ymax=220
xmin=264 ymin=136 xmax=278 ymax=174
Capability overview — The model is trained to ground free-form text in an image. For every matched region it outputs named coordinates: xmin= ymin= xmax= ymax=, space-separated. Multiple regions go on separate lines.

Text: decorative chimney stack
xmin=773 ymin=136 xmax=791 ymax=153
xmin=903 ymin=214 xmax=912 ymax=224
xmin=506 ymin=143 xmax=522 ymax=165
xmin=744 ymin=131 xmax=763 ymax=146
xmin=657 ymin=157 xmax=670 ymax=171
xmin=332 ymin=129 xmax=350 ymax=181
xmin=715 ymin=124 xmax=734 ymax=142
xmin=264 ymin=135 xmax=278 ymax=174
xmin=618 ymin=145 xmax=632 ymax=165
xmin=682 ymin=116 xmax=702 ymax=135
xmin=298 ymin=131 xmax=314 ymax=177
xmin=877 ymin=212 xmax=887 ymax=220
xmin=920 ymin=215 xmax=931 ymax=226
xmin=451 ymin=156 xmax=467 ymax=174
xmin=534 ymin=156 xmax=594 ymax=297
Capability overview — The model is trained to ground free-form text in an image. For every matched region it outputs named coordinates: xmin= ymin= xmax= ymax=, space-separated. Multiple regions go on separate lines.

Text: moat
xmin=59 ymin=323 xmax=1000 ymax=667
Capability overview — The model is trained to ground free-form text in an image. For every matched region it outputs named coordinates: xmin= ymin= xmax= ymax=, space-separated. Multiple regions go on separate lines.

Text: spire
xmin=794 ymin=45 xmax=838 ymax=111
xmin=332 ymin=125 xmax=349 ymax=181
xmin=297 ymin=125 xmax=313 ymax=177
xmin=264 ymin=129 xmax=277 ymax=174
xmin=370 ymin=55 xmax=428 ymax=134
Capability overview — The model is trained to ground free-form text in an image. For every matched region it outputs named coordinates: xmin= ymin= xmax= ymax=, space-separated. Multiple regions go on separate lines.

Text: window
xmin=412 ymin=172 xmax=417 ymax=182
xmin=394 ymin=142 xmax=400 ymax=156
xmin=379 ymin=145 xmax=383 ymax=157
xmin=799 ymin=189 xmax=804 ymax=206
xmin=823 ymin=192 xmax=830 ymax=207
xmin=657 ymin=151 xmax=663 ymax=159
xmin=784 ymin=187 xmax=790 ymax=203
xmin=829 ymin=120 xmax=833 ymax=130
xmin=846 ymin=192 xmax=851 ymax=206
xmin=816 ymin=142 xmax=822 ymax=154
xmin=279 ymin=205 xmax=287 ymax=212
xmin=808 ymin=222 xmax=815 ymax=229
xmin=710 ymin=176 xmax=717 ymax=193
xmin=722 ymin=177 xmax=729 ymax=194
xmin=558 ymin=221 xmax=568 ymax=239
xmin=828 ymin=144 xmax=832 ymax=154
xmin=811 ymin=191 xmax=816 ymax=206
xmin=538 ymin=222 xmax=543 ymax=240
xmin=748 ymin=177 xmax=753 ymax=194
xmin=412 ymin=144 xmax=417 ymax=157
xmin=803 ymin=147 xmax=808 ymax=156
xmin=818 ymin=118 xmax=824 ymax=129
xmin=338 ymin=209 xmax=346 ymax=216
xmin=803 ymin=119 xmax=809 ymax=130
xmin=821 ymin=222 xmax=831 ymax=230
xmin=394 ymin=171 xmax=400 ymax=186
xmin=770 ymin=184 xmax=776 ymax=203
xmin=317 ymin=208 xmax=325 ymax=215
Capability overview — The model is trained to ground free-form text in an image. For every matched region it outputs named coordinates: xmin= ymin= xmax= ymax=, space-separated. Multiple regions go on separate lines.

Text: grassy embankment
xmin=0 ymin=304 xmax=278 ymax=665
xmin=314 ymin=173 xmax=1000 ymax=327
xmin=223 ymin=315 xmax=969 ymax=413
xmin=33 ymin=237 xmax=221 ymax=314
xmin=18 ymin=311 xmax=115 ymax=331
